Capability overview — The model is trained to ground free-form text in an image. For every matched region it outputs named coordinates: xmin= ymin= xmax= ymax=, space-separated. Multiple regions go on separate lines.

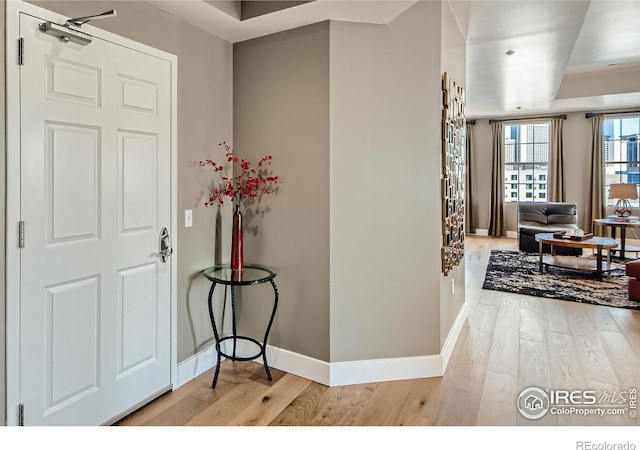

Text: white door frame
xmin=5 ymin=0 xmax=178 ymax=425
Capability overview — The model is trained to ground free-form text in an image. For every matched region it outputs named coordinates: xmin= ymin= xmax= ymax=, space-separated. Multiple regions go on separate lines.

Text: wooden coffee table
xmin=534 ymin=233 xmax=619 ymax=281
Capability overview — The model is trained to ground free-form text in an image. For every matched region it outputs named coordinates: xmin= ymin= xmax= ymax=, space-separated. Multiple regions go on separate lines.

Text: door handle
xmin=153 ymin=227 xmax=173 ymax=263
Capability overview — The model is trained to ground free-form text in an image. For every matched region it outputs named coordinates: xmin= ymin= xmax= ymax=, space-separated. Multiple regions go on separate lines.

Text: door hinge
xmin=19 ymin=221 xmax=25 ymax=248
xmin=18 ymin=38 xmax=24 ymax=66
xmin=18 ymin=403 xmax=24 ymax=426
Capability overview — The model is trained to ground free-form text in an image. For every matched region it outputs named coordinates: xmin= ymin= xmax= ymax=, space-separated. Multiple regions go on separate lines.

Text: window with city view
xmin=503 ymin=122 xmax=549 ymax=203
xmin=604 ymin=116 xmax=640 ymax=207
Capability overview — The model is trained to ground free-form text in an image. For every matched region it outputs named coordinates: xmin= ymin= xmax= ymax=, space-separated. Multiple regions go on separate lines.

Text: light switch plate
xmin=185 ymin=209 xmax=193 ymax=228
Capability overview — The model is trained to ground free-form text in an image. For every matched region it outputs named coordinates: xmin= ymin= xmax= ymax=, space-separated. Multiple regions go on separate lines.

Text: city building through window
xmin=503 ymin=122 xmax=549 ymax=202
xmin=604 ymin=116 xmax=640 ymax=206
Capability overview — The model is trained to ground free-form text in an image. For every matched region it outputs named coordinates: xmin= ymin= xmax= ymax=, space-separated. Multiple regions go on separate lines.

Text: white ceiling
xmin=147 ymin=0 xmax=640 ymax=119
xmin=461 ymin=0 xmax=640 ymax=118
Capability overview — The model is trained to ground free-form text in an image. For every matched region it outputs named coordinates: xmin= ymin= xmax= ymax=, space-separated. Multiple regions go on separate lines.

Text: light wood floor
xmin=119 ymin=236 xmax=640 ymax=426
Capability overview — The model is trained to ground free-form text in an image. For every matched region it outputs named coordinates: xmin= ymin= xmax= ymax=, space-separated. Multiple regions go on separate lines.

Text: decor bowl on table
xmin=552 ymin=230 xmax=593 ymax=241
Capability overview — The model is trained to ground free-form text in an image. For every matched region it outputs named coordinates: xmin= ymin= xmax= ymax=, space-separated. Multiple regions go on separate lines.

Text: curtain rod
xmin=585 ymin=109 xmax=640 ymax=118
xmin=467 ymin=119 xmax=476 ymax=125
xmin=489 ymin=114 xmax=567 ymax=124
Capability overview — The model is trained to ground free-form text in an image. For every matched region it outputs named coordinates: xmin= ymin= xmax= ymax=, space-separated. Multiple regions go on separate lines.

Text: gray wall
xmin=329 ymin=3 xmax=441 ymax=361
xmin=233 ymin=1 xmax=466 ymax=364
xmin=469 ymin=110 xmax=638 ymax=235
xmin=25 ymin=1 xmax=234 ymax=364
xmin=439 ymin=1 xmax=467 ymax=349
xmin=1 ymin=0 xmax=6 ymax=427
xmin=233 ymin=22 xmax=331 ymax=361
xmin=330 ymin=0 xmax=465 ymax=361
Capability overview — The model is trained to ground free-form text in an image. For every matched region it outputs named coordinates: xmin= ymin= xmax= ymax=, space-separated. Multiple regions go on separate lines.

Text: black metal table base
xmin=206 ymin=279 xmax=279 ymax=389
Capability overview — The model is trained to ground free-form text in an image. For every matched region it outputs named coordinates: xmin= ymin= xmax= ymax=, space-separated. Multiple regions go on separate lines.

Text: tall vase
xmin=231 ymin=203 xmax=244 ymax=271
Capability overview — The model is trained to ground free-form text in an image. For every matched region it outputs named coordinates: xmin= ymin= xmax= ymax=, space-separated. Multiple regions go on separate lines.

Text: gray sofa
xmin=517 ymin=202 xmax=582 ymax=256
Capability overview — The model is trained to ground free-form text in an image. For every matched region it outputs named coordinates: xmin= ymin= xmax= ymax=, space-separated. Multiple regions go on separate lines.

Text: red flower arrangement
xmin=199 ymin=141 xmax=281 ymax=207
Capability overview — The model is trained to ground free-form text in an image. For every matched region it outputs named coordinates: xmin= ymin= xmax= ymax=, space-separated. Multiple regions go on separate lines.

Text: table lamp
xmin=609 ymin=183 xmax=638 ymax=217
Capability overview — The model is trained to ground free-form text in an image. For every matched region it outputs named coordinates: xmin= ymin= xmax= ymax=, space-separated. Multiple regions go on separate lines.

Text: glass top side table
xmin=203 ymin=264 xmax=276 ymax=286
xmin=202 ymin=264 xmax=279 ymax=389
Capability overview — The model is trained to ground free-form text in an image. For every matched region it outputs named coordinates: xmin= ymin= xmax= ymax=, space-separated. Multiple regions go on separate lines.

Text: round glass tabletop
xmin=202 ymin=264 xmax=276 ymax=285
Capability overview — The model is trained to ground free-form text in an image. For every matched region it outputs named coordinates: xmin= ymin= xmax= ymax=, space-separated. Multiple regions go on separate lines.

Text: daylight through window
xmin=604 ymin=116 xmax=640 ymax=206
xmin=503 ymin=122 xmax=549 ymax=203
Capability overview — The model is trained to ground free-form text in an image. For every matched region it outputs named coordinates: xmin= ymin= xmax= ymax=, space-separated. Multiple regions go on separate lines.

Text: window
xmin=604 ymin=116 xmax=640 ymax=206
xmin=504 ymin=122 xmax=550 ymax=202
xmin=511 ymin=183 xmax=518 ymax=189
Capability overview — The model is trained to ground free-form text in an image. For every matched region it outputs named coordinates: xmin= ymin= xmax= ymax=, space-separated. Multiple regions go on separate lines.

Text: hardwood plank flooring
xmin=449 ymin=303 xmax=498 ymax=395
xmin=597 ymin=330 xmax=640 ymax=389
xmin=564 ymin=303 xmax=620 ymax=385
xmin=487 ymin=323 xmax=520 ymax=376
xmin=434 ymin=387 xmax=480 ymax=426
xmin=226 ymin=373 xmax=312 ymax=426
xmin=475 ymin=370 xmax=518 ymax=425
xmin=546 ymin=330 xmax=587 ymax=391
xmin=389 ymin=377 xmax=444 ymax=426
xmin=520 ymin=296 xmax=547 ymax=343
xmin=540 ymin=297 xmax=572 ymax=334
xmin=119 ymin=236 xmax=640 ymax=426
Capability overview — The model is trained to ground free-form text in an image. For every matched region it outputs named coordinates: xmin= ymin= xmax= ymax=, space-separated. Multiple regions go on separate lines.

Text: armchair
xmin=517 ymin=202 xmax=582 ymax=256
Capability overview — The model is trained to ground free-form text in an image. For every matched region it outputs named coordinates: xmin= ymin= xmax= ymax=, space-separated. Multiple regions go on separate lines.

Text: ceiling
xmin=147 ymin=0 xmax=640 ymax=119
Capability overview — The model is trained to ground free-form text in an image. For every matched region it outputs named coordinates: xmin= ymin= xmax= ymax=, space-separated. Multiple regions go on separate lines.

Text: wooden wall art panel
xmin=441 ymin=72 xmax=465 ymax=275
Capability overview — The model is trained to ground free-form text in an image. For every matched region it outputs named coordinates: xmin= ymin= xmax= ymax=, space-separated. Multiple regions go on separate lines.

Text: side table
xmin=593 ymin=218 xmax=640 ymax=260
xmin=202 ymin=264 xmax=279 ymax=389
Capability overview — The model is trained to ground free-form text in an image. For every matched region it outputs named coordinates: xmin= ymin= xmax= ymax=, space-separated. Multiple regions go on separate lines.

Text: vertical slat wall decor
xmin=441 ymin=72 xmax=466 ymax=275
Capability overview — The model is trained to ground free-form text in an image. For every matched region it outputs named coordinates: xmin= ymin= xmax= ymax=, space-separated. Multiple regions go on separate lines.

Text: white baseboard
xmin=176 ymin=341 xmax=331 ymax=388
xmin=266 ymin=344 xmax=331 ymax=385
xmin=176 ymin=346 xmax=219 ymax=388
xmin=441 ymin=302 xmax=468 ymax=369
xmin=469 ymin=229 xmax=517 ymax=239
xmin=176 ymin=304 xmax=468 ymax=388
xmin=330 ymin=354 xmax=443 ymax=386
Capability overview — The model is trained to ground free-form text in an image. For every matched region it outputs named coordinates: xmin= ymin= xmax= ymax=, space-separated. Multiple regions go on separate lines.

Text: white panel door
xmin=19 ymin=12 xmax=173 ymax=425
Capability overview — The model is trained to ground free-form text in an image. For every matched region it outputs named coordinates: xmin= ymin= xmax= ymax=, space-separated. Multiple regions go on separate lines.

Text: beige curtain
xmin=584 ymin=115 xmax=605 ymax=233
xmin=465 ymin=122 xmax=476 ymax=234
xmin=489 ymin=121 xmax=506 ymax=237
xmin=548 ymin=117 xmax=565 ymax=202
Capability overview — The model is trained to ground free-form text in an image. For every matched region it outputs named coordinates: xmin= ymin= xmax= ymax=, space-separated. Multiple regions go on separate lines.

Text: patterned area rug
xmin=482 ymin=249 xmax=640 ymax=310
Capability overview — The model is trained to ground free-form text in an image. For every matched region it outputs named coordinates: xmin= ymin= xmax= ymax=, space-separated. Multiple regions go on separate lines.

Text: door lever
xmin=153 ymin=227 xmax=173 ymax=263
